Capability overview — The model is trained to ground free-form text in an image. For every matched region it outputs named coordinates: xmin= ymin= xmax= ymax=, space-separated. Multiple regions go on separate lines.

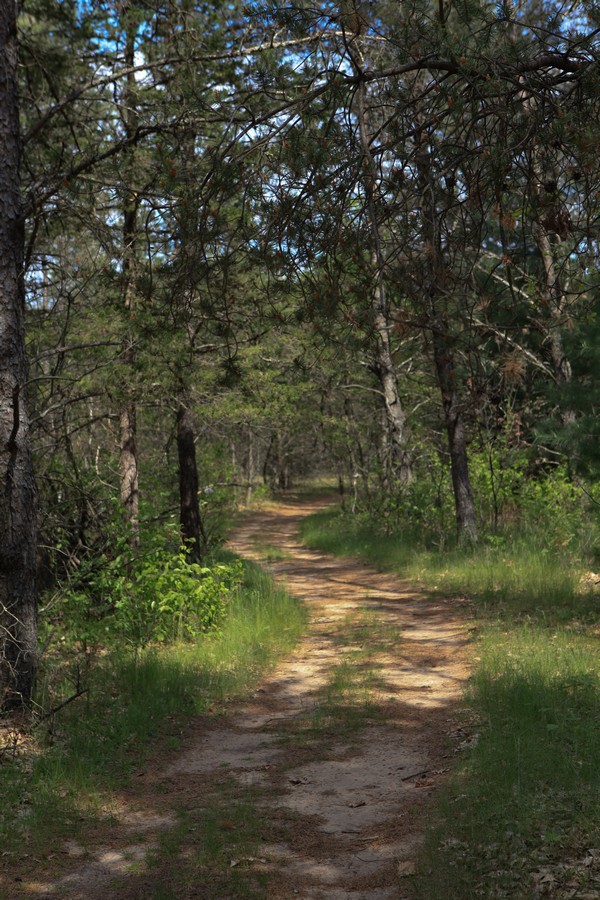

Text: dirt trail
xmin=16 ymin=496 xmax=472 ymax=899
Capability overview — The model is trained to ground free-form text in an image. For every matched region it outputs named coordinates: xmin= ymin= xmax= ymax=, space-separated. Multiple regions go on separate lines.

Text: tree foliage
xmin=0 ymin=0 xmax=599 ymax=707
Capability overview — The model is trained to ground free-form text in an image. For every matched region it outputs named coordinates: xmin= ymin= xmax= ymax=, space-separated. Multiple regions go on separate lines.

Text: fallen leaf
xmin=230 ymin=856 xmax=266 ymax=868
xmin=397 ymin=860 xmax=416 ymax=877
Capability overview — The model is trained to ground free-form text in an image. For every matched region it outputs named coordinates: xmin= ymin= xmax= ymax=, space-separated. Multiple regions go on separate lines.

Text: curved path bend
xmin=222 ymin=497 xmax=472 ymax=898
xmin=18 ymin=496 xmax=472 ymax=899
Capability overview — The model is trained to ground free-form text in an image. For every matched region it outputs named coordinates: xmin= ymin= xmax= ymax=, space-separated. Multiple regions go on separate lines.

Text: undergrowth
xmin=0 ymin=555 xmax=306 ymax=859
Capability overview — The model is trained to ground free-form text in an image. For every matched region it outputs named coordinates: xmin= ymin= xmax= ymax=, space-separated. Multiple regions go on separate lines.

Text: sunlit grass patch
xmin=299 ymin=506 xmax=596 ymax=623
xmin=416 ymin=541 xmax=587 ymax=614
xmin=332 ymin=607 xmax=402 ymax=656
xmin=278 ymin=608 xmax=397 ymax=749
xmin=299 ymin=507 xmax=417 ymax=572
xmin=249 ymin=541 xmax=292 ymax=561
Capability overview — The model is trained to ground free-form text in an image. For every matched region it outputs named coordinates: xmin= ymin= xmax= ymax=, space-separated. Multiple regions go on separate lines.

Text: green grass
xmin=0 ymin=555 xmax=307 ymax=858
xmin=415 ymin=627 xmax=600 ymax=898
xmin=276 ymin=608 xmax=400 ymax=751
xmin=250 ymin=541 xmax=292 ymax=561
xmin=299 ymin=506 xmax=595 ymax=622
xmin=299 ymin=504 xmax=600 ymax=898
xmin=146 ymin=780 xmax=270 ymax=899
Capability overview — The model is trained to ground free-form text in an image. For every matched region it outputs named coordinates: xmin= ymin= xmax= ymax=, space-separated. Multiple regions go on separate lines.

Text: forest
xmin=1 ymin=0 xmax=600 ymax=896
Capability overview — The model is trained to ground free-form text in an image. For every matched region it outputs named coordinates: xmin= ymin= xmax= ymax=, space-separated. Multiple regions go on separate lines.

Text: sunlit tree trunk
xmin=119 ymin=400 xmax=139 ymax=540
xmin=276 ymin=431 xmax=290 ymax=489
xmin=353 ymin=73 xmax=412 ymax=485
xmin=119 ymin=7 xmax=140 ymax=545
xmin=245 ymin=428 xmax=254 ymax=505
xmin=529 ymin=150 xmax=574 ymax=423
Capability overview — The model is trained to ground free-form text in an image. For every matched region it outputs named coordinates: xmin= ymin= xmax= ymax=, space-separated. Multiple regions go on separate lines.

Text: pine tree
xmin=0 ymin=1 xmax=38 ymax=710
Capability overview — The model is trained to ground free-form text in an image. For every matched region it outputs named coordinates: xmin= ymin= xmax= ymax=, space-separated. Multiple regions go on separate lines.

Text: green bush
xmin=351 ymin=452 xmax=454 ymax=547
xmin=50 ymin=525 xmax=242 ymax=651
xmin=111 ymin=553 xmax=242 ymax=648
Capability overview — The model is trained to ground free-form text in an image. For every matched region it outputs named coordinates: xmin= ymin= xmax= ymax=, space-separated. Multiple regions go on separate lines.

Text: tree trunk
xmin=353 ymin=73 xmax=412 ymax=484
xmin=262 ymin=432 xmax=274 ymax=485
xmin=0 ymin=5 xmax=38 ymax=709
xmin=177 ymin=404 xmax=205 ymax=563
xmin=119 ymin=7 xmax=140 ymax=546
xmin=415 ymin=128 xmax=478 ymax=544
xmin=245 ymin=428 xmax=254 ymax=505
xmin=525 ymin=120 xmax=574 ymax=422
xmin=372 ymin=287 xmax=413 ymax=485
xmin=119 ymin=401 xmax=139 ymax=542
xmin=431 ymin=321 xmax=478 ymax=545
xmin=531 ymin=236 xmax=575 ymax=426
xmin=276 ymin=432 xmax=290 ymax=490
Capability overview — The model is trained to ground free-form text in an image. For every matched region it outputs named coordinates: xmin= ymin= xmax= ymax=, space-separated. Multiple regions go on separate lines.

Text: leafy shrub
xmin=469 ymin=439 xmax=529 ymax=530
xmin=111 ymin=553 xmax=242 ymax=648
xmin=352 ymin=452 xmax=454 ymax=547
xmin=48 ymin=524 xmax=242 ymax=652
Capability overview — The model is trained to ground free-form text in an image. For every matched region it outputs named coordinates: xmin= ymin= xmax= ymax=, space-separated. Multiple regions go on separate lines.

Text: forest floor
xmin=10 ymin=495 xmax=473 ymax=899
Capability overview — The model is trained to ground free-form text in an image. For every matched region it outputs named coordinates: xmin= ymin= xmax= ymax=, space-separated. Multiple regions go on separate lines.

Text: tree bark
xmin=262 ymin=432 xmax=275 ymax=486
xmin=119 ymin=6 xmax=140 ymax=546
xmin=529 ymin=152 xmax=574 ymax=420
xmin=416 ymin=128 xmax=478 ymax=544
xmin=176 ymin=403 xmax=205 ymax=563
xmin=431 ymin=320 xmax=478 ymax=545
xmin=0 ymin=4 xmax=38 ymax=709
xmin=520 ymin=105 xmax=574 ymax=421
xmin=353 ymin=71 xmax=412 ymax=484
xmin=372 ymin=291 xmax=412 ymax=484
xmin=245 ymin=428 xmax=254 ymax=505
xmin=276 ymin=432 xmax=290 ymax=489
xmin=119 ymin=400 xmax=139 ymax=540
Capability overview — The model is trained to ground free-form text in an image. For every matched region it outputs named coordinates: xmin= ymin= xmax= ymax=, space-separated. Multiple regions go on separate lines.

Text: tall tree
xmin=118 ymin=1 xmax=141 ymax=547
xmin=0 ymin=1 xmax=38 ymax=709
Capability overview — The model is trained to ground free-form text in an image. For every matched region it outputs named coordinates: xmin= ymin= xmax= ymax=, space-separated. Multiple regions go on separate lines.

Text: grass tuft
xmin=416 ymin=626 xmax=600 ymax=898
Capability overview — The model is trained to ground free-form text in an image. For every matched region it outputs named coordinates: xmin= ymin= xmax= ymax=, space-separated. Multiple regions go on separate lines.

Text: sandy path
xmin=15 ymin=496 xmax=472 ymax=899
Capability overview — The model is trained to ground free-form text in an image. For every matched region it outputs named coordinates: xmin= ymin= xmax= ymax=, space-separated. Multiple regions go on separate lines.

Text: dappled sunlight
xmin=223 ymin=497 xmax=472 ymax=896
xmin=229 ymin=498 xmax=470 ymax=717
xmin=23 ymin=844 xmax=149 ymax=897
xmin=22 ymin=496 xmax=471 ymax=898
